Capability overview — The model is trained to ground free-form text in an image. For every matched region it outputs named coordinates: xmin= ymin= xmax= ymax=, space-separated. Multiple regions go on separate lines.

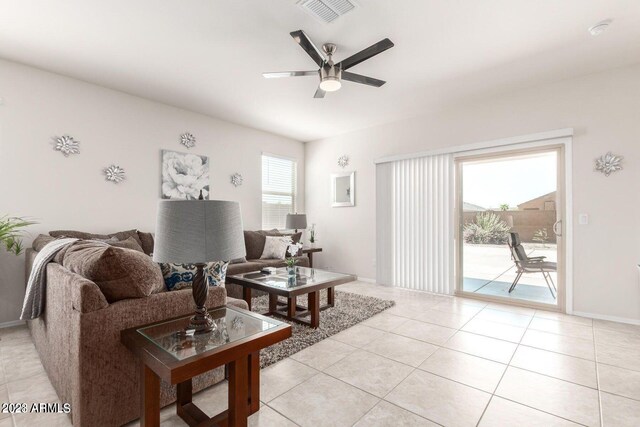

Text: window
xmin=262 ymin=154 xmax=297 ymax=229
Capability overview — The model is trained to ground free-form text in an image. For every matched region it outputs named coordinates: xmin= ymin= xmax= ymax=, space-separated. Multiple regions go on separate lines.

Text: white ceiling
xmin=1 ymin=1 xmax=639 ymax=141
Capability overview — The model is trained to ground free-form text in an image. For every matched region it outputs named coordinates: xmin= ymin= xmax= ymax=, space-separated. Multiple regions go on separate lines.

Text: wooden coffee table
xmin=121 ymin=306 xmax=291 ymax=427
xmin=226 ymin=266 xmax=356 ymax=328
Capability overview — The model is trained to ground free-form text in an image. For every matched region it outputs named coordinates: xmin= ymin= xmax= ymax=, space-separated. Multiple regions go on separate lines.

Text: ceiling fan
xmin=263 ymin=30 xmax=394 ymax=98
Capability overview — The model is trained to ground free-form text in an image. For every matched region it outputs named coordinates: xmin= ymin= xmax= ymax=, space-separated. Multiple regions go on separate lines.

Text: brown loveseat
xmin=25 ymin=229 xmax=309 ymax=426
xmin=224 ymin=230 xmax=310 ymax=299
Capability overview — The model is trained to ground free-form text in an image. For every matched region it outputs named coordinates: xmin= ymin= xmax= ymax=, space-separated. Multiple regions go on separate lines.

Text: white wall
xmin=306 ymin=63 xmax=640 ymax=323
xmin=0 ymin=59 xmax=304 ymax=324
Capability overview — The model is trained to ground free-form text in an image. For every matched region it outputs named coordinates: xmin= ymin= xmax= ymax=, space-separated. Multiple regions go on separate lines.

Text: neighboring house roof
xmin=517 ymin=191 xmax=557 ymax=210
xmin=463 ymin=202 xmax=486 ymax=212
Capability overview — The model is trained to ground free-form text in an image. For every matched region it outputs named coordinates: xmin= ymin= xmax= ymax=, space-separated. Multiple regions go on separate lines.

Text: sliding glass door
xmin=455 ymin=146 xmax=565 ymax=309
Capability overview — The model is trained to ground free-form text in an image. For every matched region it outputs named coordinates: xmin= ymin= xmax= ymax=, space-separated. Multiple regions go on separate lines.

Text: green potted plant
xmin=1 ymin=215 xmax=36 ymax=255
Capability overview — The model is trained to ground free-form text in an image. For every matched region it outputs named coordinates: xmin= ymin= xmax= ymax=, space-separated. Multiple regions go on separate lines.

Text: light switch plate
xmin=578 ymin=214 xmax=589 ymax=225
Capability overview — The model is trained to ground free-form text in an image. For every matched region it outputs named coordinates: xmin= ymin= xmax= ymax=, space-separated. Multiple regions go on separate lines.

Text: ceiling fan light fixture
xmin=320 ymin=76 xmax=341 ymax=92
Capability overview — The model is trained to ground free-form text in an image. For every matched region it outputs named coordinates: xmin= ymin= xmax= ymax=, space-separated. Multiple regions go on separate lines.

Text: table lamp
xmin=153 ymin=199 xmax=245 ymax=333
xmin=286 ymin=213 xmax=307 ymax=233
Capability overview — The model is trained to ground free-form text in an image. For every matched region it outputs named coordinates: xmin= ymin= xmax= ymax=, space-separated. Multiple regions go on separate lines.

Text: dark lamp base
xmin=188 ymin=308 xmax=214 ymax=334
xmin=187 ymin=263 xmax=215 ymax=334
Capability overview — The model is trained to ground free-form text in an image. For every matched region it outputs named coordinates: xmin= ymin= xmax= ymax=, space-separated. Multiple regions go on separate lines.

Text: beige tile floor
xmin=1 ymin=281 xmax=640 ymax=426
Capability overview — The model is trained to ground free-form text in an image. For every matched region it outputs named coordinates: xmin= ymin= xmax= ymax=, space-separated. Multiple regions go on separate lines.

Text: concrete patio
xmin=462 ymin=243 xmax=558 ymax=305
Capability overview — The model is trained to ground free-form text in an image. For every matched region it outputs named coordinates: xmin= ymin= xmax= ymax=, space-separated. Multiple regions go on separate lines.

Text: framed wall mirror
xmin=331 ymin=171 xmax=355 ymax=207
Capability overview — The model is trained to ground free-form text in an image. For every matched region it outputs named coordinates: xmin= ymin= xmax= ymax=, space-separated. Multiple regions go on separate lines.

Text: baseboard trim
xmin=356 ymin=276 xmax=376 ymax=283
xmin=572 ymin=310 xmax=640 ymax=326
xmin=0 ymin=319 xmax=26 ymax=329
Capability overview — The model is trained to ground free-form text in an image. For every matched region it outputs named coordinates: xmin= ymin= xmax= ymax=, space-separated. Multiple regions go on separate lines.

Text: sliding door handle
xmin=553 ymin=220 xmax=562 ymax=237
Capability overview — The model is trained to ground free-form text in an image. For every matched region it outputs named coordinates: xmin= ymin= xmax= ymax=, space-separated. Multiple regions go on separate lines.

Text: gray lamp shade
xmin=153 ymin=200 xmax=246 ymax=264
xmin=286 ymin=213 xmax=307 ymax=230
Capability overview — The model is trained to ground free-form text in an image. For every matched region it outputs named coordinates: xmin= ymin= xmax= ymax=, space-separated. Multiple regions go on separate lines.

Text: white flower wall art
xmin=53 ymin=135 xmax=80 ymax=156
xmin=104 ymin=165 xmax=126 ymax=183
xmin=161 ymin=150 xmax=210 ymax=200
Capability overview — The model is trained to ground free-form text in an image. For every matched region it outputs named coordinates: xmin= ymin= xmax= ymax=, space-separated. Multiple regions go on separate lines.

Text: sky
xmin=463 ymin=151 xmax=557 ymax=209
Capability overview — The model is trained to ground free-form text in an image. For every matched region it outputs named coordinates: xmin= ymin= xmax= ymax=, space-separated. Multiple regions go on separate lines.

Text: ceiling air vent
xmin=297 ymin=0 xmax=356 ymax=24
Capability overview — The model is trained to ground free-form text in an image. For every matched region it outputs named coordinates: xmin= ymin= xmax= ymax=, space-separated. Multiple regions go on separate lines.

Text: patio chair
xmin=507 ymin=232 xmax=557 ymax=298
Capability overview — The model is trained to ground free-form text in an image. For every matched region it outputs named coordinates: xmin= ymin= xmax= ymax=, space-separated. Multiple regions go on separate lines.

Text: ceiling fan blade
xmin=342 ymin=71 xmax=386 ymax=87
xmin=290 ymin=30 xmax=325 ymax=68
xmin=314 ymin=87 xmax=326 ymax=98
xmin=263 ymin=71 xmax=318 ymax=78
xmin=337 ymin=38 xmax=394 ymax=71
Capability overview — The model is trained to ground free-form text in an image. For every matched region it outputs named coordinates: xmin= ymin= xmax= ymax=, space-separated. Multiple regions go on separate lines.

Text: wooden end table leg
xmin=288 ymin=297 xmax=297 ymax=317
xmin=176 ymin=379 xmax=208 ymax=425
xmin=307 ymin=252 xmax=314 ymax=268
xmin=248 ymin=352 xmax=260 ymax=414
xmin=268 ymin=294 xmax=278 ymax=314
xmin=327 ymin=287 xmax=335 ymax=306
xmin=228 ymin=355 xmax=249 ymax=427
xmin=141 ymin=364 xmax=160 ymax=427
xmin=243 ymin=287 xmax=252 ymax=311
xmin=308 ymin=291 xmax=320 ymax=328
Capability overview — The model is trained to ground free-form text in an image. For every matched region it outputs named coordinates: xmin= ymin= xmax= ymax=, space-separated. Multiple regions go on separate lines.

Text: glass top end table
xmin=137 ymin=306 xmax=284 ymax=361
xmin=121 ymin=306 xmax=291 ymax=427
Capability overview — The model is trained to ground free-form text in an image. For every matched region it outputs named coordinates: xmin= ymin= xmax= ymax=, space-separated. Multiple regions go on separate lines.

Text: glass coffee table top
xmin=137 ymin=306 xmax=284 ymax=361
xmin=230 ymin=266 xmax=351 ymax=290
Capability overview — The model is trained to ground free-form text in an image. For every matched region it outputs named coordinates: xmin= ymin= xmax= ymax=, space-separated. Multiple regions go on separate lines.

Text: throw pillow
xmin=108 ymin=236 xmax=144 ymax=253
xmin=260 ymin=236 xmax=291 ymax=260
xmin=137 ymin=231 xmax=155 ymax=255
xmin=243 ymin=230 xmax=266 ymax=260
xmin=62 ymin=241 xmax=165 ymax=302
xmin=49 ymin=229 xmax=144 ymax=247
xmin=160 ymin=261 xmax=229 ymax=291
xmin=32 ymin=234 xmax=56 ymax=252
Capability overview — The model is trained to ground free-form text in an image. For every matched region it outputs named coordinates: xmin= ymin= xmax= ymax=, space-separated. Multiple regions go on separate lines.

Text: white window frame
xmin=261 ymin=153 xmax=297 ymax=230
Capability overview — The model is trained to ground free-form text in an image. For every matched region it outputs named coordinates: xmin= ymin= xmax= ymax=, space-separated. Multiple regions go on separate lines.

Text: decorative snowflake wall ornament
xmin=104 ymin=165 xmax=126 ymax=183
xmin=230 ymin=173 xmax=243 ymax=187
xmin=338 ymin=155 xmax=349 ymax=168
xmin=53 ymin=135 xmax=80 ymax=156
xmin=595 ymin=152 xmax=623 ymax=176
xmin=180 ymin=132 xmax=196 ymax=149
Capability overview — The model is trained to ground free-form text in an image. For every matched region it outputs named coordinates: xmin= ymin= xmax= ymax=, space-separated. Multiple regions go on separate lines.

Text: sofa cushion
xmin=243 ymin=231 xmax=266 ymax=260
xmin=32 ymin=234 xmax=56 ymax=251
xmin=160 ymin=261 xmax=229 ymax=291
xmin=290 ymin=231 xmax=302 ymax=243
xmin=227 ymin=261 xmax=263 ymax=276
xmin=49 ymin=229 xmax=144 ymax=247
xmin=260 ymin=236 xmax=291 ymax=260
xmin=243 ymin=229 xmax=284 ymax=259
xmin=62 ymin=240 xmax=165 ymax=302
xmin=255 ymin=256 xmax=309 ymax=268
xmin=109 ymin=236 xmax=144 ymax=252
xmin=137 ymin=231 xmax=155 ymax=255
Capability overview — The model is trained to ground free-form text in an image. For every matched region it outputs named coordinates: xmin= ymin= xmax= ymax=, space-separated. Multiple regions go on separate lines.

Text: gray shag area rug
xmin=253 ymin=290 xmax=394 ymax=368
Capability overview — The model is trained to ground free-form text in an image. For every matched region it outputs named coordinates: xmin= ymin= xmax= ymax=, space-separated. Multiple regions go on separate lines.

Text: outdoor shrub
xmin=463 ymin=212 xmax=511 ymax=244
xmin=532 ymin=228 xmax=549 ymax=247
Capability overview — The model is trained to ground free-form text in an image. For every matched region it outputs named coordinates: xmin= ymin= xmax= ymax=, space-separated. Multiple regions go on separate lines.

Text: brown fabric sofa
xmin=25 ymin=232 xmax=249 ymax=427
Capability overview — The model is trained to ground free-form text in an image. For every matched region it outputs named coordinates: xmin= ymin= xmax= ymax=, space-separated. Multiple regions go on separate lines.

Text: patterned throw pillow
xmin=260 ymin=236 xmax=291 ymax=260
xmin=160 ymin=261 xmax=229 ymax=291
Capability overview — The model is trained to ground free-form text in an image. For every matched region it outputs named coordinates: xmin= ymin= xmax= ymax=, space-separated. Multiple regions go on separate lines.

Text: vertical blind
xmin=376 ymin=154 xmax=454 ymax=294
xmin=262 ymin=155 xmax=297 ymax=229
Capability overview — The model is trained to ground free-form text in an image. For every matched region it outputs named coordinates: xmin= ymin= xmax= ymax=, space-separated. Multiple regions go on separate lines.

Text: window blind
xmin=262 ymin=155 xmax=297 ymax=229
xmin=376 ymin=154 xmax=454 ymax=294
